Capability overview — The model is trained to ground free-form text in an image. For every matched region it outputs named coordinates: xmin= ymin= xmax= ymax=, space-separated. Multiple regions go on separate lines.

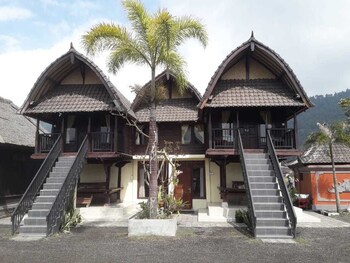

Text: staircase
xmin=245 ymin=152 xmax=292 ymax=239
xmin=19 ymin=156 xmax=76 ymax=237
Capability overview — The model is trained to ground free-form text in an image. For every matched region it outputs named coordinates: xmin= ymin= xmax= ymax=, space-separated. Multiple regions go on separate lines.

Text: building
xmin=13 ymin=34 xmax=312 ymax=238
xmin=289 ymin=143 xmax=350 ymax=211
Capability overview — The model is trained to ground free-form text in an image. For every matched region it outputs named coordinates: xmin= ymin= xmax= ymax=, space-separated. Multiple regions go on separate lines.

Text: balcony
xmin=37 ymin=132 xmax=116 ymax=155
xmin=210 ymin=128 xmax=295 ymax=150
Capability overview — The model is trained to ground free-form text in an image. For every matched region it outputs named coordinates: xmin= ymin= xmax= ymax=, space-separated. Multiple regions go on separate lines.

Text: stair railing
xmin=266 ymin=130 xmax=297 ymax=237
xmin=11 ymin=135 xmax=62 ymax=234
xmin=237 ymin=130 xmax=257 ymax=237
xmin=46 ymin=135 xmax=88 ymax=236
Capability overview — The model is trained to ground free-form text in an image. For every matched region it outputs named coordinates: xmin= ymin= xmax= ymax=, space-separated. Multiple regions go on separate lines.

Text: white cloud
xmin=0 ymin=6 xmax=33 ymax=21
xmin=0 ymin=35 xmax=20 ymax=52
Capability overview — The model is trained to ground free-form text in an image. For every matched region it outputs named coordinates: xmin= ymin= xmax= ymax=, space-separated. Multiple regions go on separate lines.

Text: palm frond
xmin=81 ymin=23 xmax=129 ymax=55
xmin=174 ymin=16 xmax=208 ymax=48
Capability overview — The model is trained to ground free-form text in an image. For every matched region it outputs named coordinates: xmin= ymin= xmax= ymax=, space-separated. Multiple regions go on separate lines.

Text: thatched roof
xmin=0 ymin=96 xmax=36 ymax=147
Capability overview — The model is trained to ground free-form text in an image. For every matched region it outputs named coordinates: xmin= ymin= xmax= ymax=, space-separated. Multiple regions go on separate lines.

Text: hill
xmin=297 ymin=89 xmax=350 ymax=146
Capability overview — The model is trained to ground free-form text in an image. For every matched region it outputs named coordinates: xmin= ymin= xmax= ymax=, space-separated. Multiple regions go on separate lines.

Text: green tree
xmin=305 ymin=122 xmax=350 ymax=212
xmin=81 ymin=0 xmax=207 ymax=218
xmin=339 ymin=98 xmax=350 ymax=120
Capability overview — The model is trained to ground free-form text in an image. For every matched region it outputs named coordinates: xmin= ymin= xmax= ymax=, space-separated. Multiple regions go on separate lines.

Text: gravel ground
xmin=332 ymin=212 xmax=350 ymax=224
xmin=1 ymin=225 xmax=350 ymax=263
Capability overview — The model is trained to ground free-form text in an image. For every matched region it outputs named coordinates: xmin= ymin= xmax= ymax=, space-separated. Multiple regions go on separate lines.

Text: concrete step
xmin=249 ymin=176 xmax=276 ymax=183
xmin=19 ymin=225 xmax=47 ymax=235
xmin=46 ymin=177 xmax=66 ymax=183
xmin=256 ymin=210 xmax=286 ymax=218
xmin=255 ymin=203 xmax=284 ymax=211
xmin=252 ymin=196 xmax=283 ymax=203
xmin=28 ymin=209 xmax=50 ymax=217
xmin=247 ymin=170 xmax=274 ymax=177
xmin=244 ymin=153 xmax=268 ymax=159
xmin=256 ymin=218 xmax=289 ymax=227
xmin=197 ymin=208 xmax=227 ymax=222
xmin=250 ymin=183 xmax=278 ymax=190
xmin=246 ymin=164 xmax=272 ymax=171
xmin=55 ymin=162 xmax=73 ymax=168
xmin=58 ymin=156 xmax=76 ymax=162
xmin=24 ymin=217 xmax=47 ymax=226
xmin=43 ymin=183 xmax=62 ymax=190
xmin=208 ymin=203 xmax=224 ymax=217
xmin=52 ymin=167 xmax=70 ymax=173
xmin=32 ymin=202 xmax=53 ymax=210
xmin=39 ymin=189 xmax=60 ymax=196
xmin=35 ymin=196 xmax=56 ymax=203
xmin=251 ymin=189 xmax=280 ymax=196
xmin=245 ymin=159 xmax=269 ymax=164
xmin=255 ymin=226 xmax=292 ymax=237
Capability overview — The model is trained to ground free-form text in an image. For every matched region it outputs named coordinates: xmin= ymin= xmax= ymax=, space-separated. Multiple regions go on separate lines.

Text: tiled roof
xmin=135 ymin=98 xmax=199 ymax=122
xmin=199 ymin=34 xmax=313 ymax=109
xmin=0 ymin=96 xmax=36 ymax=147
xmin=299 ymin=143 xmax=350 ymax=164
xmin=20 ymin=46 xmax=135 ymax=118
xmin=25 ymin=85 xmax=114 ymax=113
xmin=205 ymin=79 xmax=304 ymax=107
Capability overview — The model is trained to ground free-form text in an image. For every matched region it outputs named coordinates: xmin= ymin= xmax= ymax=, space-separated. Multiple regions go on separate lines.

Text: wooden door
xmin=240 ymin=125 xmax=258 ymax=149
xmin=178 ymin=166 xmax=192 ymax=209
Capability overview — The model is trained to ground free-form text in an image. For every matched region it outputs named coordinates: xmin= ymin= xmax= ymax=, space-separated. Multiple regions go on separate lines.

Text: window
xmin=181 ymin=124 xmax=204 ymax=144
xmin=135 ymin=125 xmax=147 ymax=145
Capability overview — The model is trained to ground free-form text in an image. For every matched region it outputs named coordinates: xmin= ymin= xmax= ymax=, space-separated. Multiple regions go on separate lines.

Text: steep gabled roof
xmin=20 ymin=44 xmax=135 ymax=118
xmin=132 ymin=70 xmax=202 ymax=122
xmin=0 ymin=96 xmax=36 ymax=147
xmin=298 ymin=143 xmax=350 ymax=165
xmin=199 ymin=34 xmax=313 ymax=110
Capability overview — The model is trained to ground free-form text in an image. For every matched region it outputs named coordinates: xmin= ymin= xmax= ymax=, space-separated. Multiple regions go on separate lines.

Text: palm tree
xmin=81 ymin=0 xmax=208 ymax=218
xmin=306 ymin=122 xmax=350 ymax=213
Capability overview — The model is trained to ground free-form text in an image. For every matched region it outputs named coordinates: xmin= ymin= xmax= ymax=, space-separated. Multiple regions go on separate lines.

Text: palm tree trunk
xmin=148 ymin=66 xmax=158 ymax=218
xmin=330 ymin=142 xmax=341 ymax=213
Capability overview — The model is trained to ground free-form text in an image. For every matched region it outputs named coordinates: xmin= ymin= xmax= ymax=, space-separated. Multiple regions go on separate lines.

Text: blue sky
xmin=1 ymin=0 xmax=350 ymax=106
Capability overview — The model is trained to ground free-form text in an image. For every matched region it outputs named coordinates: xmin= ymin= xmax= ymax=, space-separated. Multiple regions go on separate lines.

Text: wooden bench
xmin=77 ymin=182 xmax=123 ymax=207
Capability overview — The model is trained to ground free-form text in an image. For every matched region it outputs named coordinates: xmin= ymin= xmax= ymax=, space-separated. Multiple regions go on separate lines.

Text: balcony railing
xmin=90 ymin=132 xmax=114 ymax=152
xmin=211 ymin=127 xmax=295 ymax=149
xmin=36 ymin=132 xmax=115 ymax=154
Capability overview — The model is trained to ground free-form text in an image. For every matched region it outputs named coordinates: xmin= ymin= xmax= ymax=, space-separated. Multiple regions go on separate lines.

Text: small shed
xmin=0 ymin=96 xmax=41 ymax=200
xmin=289 ymin=143 xmax=350 ymax=211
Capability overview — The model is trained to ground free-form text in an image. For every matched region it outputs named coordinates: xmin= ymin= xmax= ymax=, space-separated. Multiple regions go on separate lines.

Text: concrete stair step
xmin=244 ymin=153 xmax=268 ymax=159
xmin=255 ymin=226 xmax=292 ymax=237
xmin=255 ymin=203 xmax=284 ymax=211
xmin=256 ymin=210 xmax=286 ymax=218
xmin=52 ymin=167 xmax=70 ymax=173
xmin=39 ymin=189 xmax=60 ymax=196
xmin=256 ymin=218 xmax=289 ymax=227
xmin=35 ymin=196 xmax=56 ymax=203
xmin=246 ymin=164 xmax=272 ymax=171
xmin=245 ymin=159 xmax=269 ymax=164
xmin=32 ymin=202 xmax=53 ymax=210
xmin=46 ymin=177 xmax=66 ymax=183
xmin=197 ymin=208 xmax=227 ymax=222
xmin=28 ymin=209 xmax=50 ymax=217
xmin=248 ymin=170 xmax=274 ymax=177
xmin=252 ymin=196 xmax=283 ymax=203
xmin=251 ymin=189 xmax=280 ymax=196
xmin=24 ymin=217 xmax=47 ymax=226
xmin=249 ymin=176 xmax=276 ymax=183
xmin=43 ymin=183 xmax=63 ymax=190
xmin=250 ymin=183 xmax=278 ymax=190
xmin=208 ymin=203 xmax=224 ymax=217
xmin=19 ymin=225 xmax=47 ymax=235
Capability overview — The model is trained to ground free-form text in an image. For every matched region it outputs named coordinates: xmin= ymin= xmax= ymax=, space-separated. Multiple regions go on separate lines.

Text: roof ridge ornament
xmin=251 ymin=30 xmax=254 ymax=39
xmin=69 ymin=42 xmax=75 ymax=51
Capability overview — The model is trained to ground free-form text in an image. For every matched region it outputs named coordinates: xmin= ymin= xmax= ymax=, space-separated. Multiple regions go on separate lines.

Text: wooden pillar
xmin=103 ymin=162 xmax=111 ymax=205
xmin=88 ymin=116 xmax=92 ymax=152
xmin=208 ymin=112 xmax=212 ymax=148
xmin=114 ymin=115 xmax=118 ymax=152
xmin=117 ymin=165 xmax=122 ymax=201
xmin=294 ymin=114 xmax=298 ymax=148
xmin=61 ymin=116 xmax=65 ymax=152
xmin=35 ymin=119 xmax=39 ymax=154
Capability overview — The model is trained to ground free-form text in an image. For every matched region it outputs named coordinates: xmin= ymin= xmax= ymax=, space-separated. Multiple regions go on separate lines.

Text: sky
xmin=1 ymin=0 xmax=350 ymax=107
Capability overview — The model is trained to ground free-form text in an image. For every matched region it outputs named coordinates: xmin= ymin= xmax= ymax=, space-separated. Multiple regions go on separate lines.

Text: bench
xmin=77 ymin=182 xmax=123 ymax=207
